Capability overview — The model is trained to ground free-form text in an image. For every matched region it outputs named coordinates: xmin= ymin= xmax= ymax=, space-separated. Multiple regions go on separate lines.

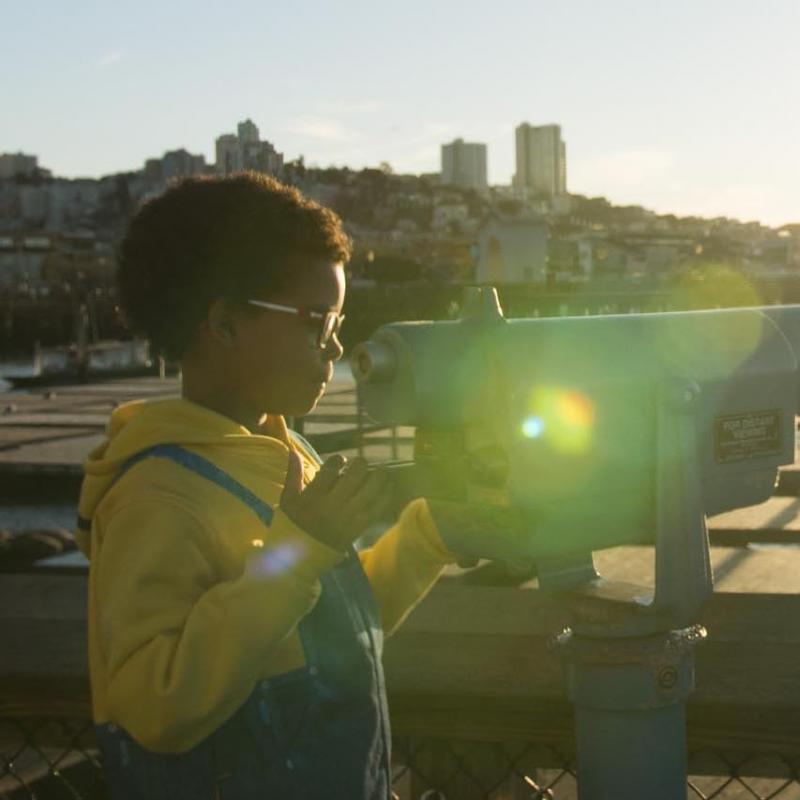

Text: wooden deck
xmin=0 ymin=372 xmax=413 ymax=486
xmin=4 ymin=372 xmax=800 ymax=586
xmin=4 ymin=374 xmax=800 ymax=566
xmin=4 ymin=377 xmax=800 ymax=794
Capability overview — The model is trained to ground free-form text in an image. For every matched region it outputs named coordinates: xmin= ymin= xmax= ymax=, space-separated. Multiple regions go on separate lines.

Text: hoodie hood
xmin=76 ymin=397 xmax=300 ymax=554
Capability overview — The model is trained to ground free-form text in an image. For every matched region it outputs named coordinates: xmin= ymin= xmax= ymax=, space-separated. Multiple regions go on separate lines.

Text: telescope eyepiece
xmin=350 ymin=341 xmax=397 ymax=383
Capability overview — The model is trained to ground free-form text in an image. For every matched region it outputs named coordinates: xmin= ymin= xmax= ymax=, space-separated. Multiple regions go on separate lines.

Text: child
xmin=76 ymin=173 xmax=457 ymax=799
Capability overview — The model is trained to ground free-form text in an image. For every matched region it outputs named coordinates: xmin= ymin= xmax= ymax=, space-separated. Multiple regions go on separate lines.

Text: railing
xmin=293 ymin=385 xmax=412 ymax=462
xmin=4 ymin=569 xmax=800 ymax=799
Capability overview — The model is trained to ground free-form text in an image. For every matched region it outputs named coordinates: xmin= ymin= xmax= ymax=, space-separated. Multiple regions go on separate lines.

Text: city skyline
xmin=3 ymin=0 xmax=799 ymax=226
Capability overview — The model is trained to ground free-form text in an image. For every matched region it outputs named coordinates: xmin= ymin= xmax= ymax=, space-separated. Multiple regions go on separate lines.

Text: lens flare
xmin=249 ymin=543 xmax=303 ymax=578
xmin=522 ymin=387 xmax=595 ymax=454
xmin=657 ymin=266 xmax=765 ymax=378
xmin=522 ymin=417 xmax=545 ymax=438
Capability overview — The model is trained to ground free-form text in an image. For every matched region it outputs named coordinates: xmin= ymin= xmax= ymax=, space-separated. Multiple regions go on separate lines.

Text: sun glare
xmin=521 ymin=387 xmax=595 ymax=454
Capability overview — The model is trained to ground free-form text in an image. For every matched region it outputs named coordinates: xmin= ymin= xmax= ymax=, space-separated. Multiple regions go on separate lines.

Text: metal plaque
xmin=714 ymin=409 xmax=782 ymax=463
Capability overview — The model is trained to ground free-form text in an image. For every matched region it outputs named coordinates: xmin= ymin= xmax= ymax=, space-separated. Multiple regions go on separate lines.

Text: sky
xmin=2 ymin=0 xmax=799 ymax=227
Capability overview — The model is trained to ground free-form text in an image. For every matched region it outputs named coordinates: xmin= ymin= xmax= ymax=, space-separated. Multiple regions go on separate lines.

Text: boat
xmin=2 ymin=339 xmax=170 ymax=388
xmin=2 ymin=301 xmax=177 ymax=389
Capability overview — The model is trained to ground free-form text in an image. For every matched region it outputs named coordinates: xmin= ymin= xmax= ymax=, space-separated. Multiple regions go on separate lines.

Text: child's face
xmin=231 ymin=260 xmax=346 ymax=418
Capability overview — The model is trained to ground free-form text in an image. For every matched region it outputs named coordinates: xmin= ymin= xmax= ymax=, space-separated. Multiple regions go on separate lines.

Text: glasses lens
xmin=319 ymin=313 xmax=337 ymax=348
xmin=318 ymin=313 xmax=345 ymax=348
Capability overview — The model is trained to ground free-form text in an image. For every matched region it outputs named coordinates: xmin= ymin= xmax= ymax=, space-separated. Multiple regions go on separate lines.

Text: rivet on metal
xmin=657 ymin=665 xmax=679 ymax=689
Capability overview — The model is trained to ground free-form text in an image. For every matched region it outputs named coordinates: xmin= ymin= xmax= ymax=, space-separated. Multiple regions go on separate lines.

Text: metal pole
xmin=356 ymin=382 xmax=365 ymax=458
xmin=555 ymin=625 xmax=706 ymax=800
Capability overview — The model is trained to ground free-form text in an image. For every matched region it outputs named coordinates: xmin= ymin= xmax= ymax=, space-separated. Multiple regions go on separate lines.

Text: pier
xmin=2 ymin=373 xmax=800 ymax=552
xmin=3 ymin=373 xmax=800 ymax=797
xmin=0 ymin=370 xmax=413 ymax=498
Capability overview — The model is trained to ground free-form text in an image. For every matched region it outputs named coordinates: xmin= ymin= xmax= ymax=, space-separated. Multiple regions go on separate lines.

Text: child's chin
xmin=278 ymin=383 xmax=327 ymax=418
xmin=288 ymin=396 xmax=321 ymax=418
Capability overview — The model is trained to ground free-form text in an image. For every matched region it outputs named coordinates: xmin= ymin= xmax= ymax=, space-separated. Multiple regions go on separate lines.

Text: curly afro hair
xmin=117 ymin=172 xmax=352 ymax=359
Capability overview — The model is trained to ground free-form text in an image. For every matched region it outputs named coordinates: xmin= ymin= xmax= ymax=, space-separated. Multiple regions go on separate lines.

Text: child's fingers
xmin=279 ymin=451 xmax=305 ymax=504
xmin=343 ymin=478 xmax=395 ymax=536
xmin=343 ymin=468 xmax=390 ymax=519
xmin=305 ymin=454 xmax=347 ymax=497
xmin=328 ymin=457 xmax=369 ymax=504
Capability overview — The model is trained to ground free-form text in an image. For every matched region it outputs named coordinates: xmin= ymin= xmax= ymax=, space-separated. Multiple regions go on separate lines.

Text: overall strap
xmin=77 ymin=443 xmax=275 ymax=532
xmin=288 ymin=428 xmax=323 ymax=467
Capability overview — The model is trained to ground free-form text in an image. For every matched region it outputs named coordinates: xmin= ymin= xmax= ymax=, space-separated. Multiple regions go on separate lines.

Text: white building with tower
xmin=440 ymin=138 xmax=488 ymax=193
xmin=514 ymin=123 xmax=567 ymax=197
xmin=476 ymin=211 xmax=549 ymax=284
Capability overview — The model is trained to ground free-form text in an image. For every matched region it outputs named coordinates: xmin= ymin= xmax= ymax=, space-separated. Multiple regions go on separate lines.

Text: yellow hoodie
xmin=78 ymin=397 xmax=454 ymax=753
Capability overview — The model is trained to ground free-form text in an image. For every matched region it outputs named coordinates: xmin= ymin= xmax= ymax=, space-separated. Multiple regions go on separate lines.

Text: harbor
xmin=0 ymin=365 xmax=414 ymax=553
xmin=3 ymin=319 xmax=800 ymax=798
xmin=3 ymin=369 xmax=800 ymax=576
xmin=4 ymin=4 xmax=800 ymax=790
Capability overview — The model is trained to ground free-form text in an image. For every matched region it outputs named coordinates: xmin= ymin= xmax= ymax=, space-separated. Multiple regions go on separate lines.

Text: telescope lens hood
xmin=350 ymin=340 xmax=397 ymax=383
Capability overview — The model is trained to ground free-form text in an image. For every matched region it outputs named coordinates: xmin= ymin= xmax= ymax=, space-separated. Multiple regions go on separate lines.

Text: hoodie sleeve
xmin=96 ymin=495 xmax=342 ymax=752
xmin=357 ymin=497 xmax=457 ymax=637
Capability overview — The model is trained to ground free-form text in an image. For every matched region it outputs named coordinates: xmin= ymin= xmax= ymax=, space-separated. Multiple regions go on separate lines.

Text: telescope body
xmin=352 ymin=300 xmax=800 ymax=561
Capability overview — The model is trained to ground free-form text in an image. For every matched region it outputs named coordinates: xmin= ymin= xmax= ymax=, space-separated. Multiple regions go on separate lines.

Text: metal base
xmin=554 ymin=625 xmax=706 ymax=800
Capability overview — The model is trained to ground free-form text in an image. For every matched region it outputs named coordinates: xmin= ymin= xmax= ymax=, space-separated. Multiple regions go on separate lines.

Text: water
xmin=0 ymin=504 xmax=77 ymax=533
xmin=0 ymin=359 xmax=34 ymax=394
xmin=1 ymin=362 xmax=60 ymax=533
xmin=0 ymin=359 xmax=355 ymax=534
xmin=0 ymin=360 xmax=353 ymax=394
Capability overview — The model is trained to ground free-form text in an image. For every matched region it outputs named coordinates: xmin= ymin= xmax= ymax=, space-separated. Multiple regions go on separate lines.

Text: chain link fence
xmin=3 ymin=717 xmax=800 ymax=799
xmin=3 ymin=386 xmax=800 ymax=798
xmin=1 ymin=717 xmax=101 ymax=800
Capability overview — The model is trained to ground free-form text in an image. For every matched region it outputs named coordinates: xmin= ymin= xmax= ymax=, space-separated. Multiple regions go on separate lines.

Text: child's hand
xmin=280 ymin=451 xmax=393 ymax=551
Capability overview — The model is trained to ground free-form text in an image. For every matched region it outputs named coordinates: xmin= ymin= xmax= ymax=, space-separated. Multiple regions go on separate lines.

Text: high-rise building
xmin=0 ymin=153 xmax=39 ymax=179
xmin=237 ymin=119 xmax=260 ymax=145
xmin=142 ymin=149 xmax=206 ymax=185
xmin=215 ymin=134 xmax=241 ymax=175
xmin=514 ymin=123 xmax=567 ymax=196
xmin=243 ymin=140 xmax=283 ymax=176
xmin=441 ymin=138 xmax=488 ymax=193
xmin=161 ymin=149 xmax=206 ymax=180
xmin=143 ymin=158 xmax=163 ymax=184
xmin=215 ymin=121 xmax=283 ymax=178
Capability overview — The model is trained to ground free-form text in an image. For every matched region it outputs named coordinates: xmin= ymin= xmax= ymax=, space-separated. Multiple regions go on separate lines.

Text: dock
xmin=0 ymin=377 xmax=176 ymax=480
xmin=3 ymin=373 xmax=800 ymax=562
xmin=4 ymin=377 xmax=800 ymax=797
xmin=0 ymin=372 xmax=413 ymax=495
xmin=4 ymin=369 xmax=799 ymax=592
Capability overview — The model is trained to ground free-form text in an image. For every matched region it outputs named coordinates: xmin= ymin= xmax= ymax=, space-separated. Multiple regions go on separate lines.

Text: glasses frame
xmin=246 ymin=299 xmax=345 ymax=349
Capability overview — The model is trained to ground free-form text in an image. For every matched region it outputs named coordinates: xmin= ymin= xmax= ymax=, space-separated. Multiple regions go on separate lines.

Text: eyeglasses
xmin=247 ymin=299 xmax=345 ymax=349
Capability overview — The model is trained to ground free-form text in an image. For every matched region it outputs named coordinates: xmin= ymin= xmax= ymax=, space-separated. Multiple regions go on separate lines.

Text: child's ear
xmin=207 ymin=297 xmax=237 ymax=346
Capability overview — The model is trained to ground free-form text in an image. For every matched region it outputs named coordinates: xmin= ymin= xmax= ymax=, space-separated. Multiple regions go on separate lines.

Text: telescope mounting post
xmin=552 ymin=378 xmax=711 ymax=800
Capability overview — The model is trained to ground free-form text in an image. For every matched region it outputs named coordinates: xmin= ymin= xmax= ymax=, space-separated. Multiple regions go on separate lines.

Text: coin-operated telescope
xmin=351 ymin=288 xmax=800 ymax=799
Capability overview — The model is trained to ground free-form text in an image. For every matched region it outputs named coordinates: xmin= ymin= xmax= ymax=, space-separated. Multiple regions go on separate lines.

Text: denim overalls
xmin=91 ymin=438 xmax=392 ymax=799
